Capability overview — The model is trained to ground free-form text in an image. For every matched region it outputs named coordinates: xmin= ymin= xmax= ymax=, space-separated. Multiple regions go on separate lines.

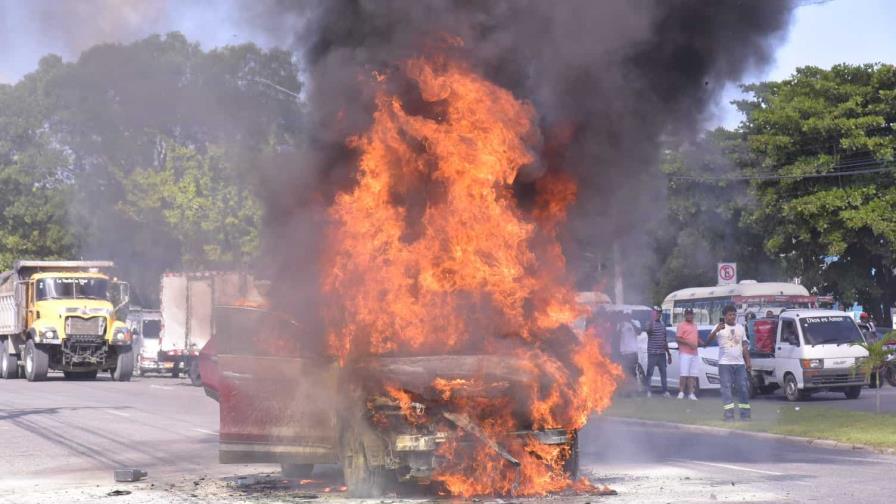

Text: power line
xmin=669 ymin=162 xmax=896 ymax=182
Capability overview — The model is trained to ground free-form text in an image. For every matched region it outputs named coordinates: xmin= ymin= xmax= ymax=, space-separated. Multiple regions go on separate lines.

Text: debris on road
xmin=105 ymin=490 xmax=132 ymax=497
xmin=113 ymin=468 xmax=147 ymax=482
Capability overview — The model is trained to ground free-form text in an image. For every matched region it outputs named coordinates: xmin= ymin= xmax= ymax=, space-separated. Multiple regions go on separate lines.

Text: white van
xmin=750 ymin=309 xmax=869 ymax=401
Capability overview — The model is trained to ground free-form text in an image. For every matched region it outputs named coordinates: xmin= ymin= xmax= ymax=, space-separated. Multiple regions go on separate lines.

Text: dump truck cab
xmin=0 ymin=260 xmax=133 ymax=381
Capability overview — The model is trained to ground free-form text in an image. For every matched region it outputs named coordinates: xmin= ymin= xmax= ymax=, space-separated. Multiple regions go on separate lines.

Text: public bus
xmin=661 ymin=281 xmax=834 ymax=326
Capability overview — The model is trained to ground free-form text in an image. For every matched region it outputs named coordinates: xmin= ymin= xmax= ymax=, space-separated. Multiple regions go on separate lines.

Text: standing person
xmin=675 ymin=308 xmax=699 ymax=400
xmin=643 ymin=306 xmax=672 ymax=398
xmin=617 ymin=311 xmax=640 ymax=396
xmin=703 ymin=304 xmax=752 ymax=421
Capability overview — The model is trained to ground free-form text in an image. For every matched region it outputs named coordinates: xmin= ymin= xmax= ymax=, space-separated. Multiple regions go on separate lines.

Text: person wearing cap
xmin=643 ymin=306 xmax=672 ymax=398
xmin=675 ymin=308 xmax=699 ymax=400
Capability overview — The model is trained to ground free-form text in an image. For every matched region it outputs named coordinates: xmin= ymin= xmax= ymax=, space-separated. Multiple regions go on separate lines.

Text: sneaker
xmin=688 ymin=394 xmax=698 ymax=401
xmin=677 ymin=392 xmax=685 ymax=399
xmin=646 ymin=390 xmax=652 ymax=398
xmin=663 ymin=391 xmax=671 ymax=398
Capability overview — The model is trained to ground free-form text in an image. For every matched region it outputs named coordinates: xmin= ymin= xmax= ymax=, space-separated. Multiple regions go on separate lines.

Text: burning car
xmin=202 ymin=305 xmax=583 ymax=497
xmin=201 ymin=56 xmax=621 ymax=498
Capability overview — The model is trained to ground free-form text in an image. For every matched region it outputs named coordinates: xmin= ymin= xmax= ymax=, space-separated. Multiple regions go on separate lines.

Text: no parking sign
xmin=718 ymin=262 xmax=737 ymax=285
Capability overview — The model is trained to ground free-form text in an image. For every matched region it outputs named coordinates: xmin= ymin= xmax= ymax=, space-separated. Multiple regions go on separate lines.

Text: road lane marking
xmin=106 ymin=410 xmax=130 ymax=417
xmin=192 ymin=428 xmax=217 ymax=435
xmin=818 ymin=454 xmax=896 ymax=465
xmin=670 ymin=458 xmax=785 ymax=476
xmin=150 ymin=385 xmax=174 ymax=390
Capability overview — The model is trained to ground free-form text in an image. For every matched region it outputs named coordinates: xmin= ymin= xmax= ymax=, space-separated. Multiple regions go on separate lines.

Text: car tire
xmin=281 ymin=463 xmax=314 ymax=479
xmin=341 ymin=419 xmax=393 ymax=497
xmin=885 ymin=365 xmax=896 ymax=388
xmin=869 ymin=373 xmax=879 ymax=389
xmin=171 ymin=363 xmax=180 ymax=378
xmin=844 ymin=386 xmax=862 ymax=400
xmin=1 ymin=341 xmax=19 ymax=380
xmin=188 ymin=360 xmax=202 ymax=387
xmin=783 ymin=373 xmax=807 ymax=402
xmin=112 ymin=349 xmax=134 ymax=382
xmin=24 ymin=340 xmax=49 ymax=382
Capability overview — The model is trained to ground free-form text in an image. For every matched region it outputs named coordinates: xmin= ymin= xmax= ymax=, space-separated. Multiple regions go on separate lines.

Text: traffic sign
xmin=718 ymin=262 xmax=737 ymax=285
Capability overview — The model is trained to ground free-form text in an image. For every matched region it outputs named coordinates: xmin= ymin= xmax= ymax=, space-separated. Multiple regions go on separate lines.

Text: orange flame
xmin=323 ymin=55 xmax=620 ymax=496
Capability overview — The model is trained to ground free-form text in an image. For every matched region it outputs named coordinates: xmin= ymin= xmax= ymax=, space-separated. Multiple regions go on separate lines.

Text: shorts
xmin=679 ymin=353 xmax=700 ymax=377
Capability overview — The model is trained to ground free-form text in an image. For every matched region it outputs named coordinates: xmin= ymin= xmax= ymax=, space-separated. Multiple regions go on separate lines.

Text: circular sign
xmin=719 ymin=264 xmax=736 ymax=281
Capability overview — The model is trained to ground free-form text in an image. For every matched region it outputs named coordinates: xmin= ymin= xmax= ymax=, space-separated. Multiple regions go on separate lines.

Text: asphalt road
xmin=753 ymin=385 xmax=896 ymax=413
xmin=1 ymin=373 xmax=894 ymax=503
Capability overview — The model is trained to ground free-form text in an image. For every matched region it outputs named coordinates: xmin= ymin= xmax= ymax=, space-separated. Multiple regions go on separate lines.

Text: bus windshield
xmin=36 ymin=278 xmax=109 ymax=301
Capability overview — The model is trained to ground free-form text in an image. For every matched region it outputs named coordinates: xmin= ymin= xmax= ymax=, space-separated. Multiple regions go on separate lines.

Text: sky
xmin=0 ymin=0 xmax=894 ymax=129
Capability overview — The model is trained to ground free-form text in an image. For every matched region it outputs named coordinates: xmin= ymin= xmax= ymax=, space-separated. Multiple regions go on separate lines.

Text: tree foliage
xmin=0 ymin=33 xmax=302 ymax=303
xmin=738 ymin=64 xmax=896 ymax=323
xmin=657 ymin=64 xmax=895 ymax=325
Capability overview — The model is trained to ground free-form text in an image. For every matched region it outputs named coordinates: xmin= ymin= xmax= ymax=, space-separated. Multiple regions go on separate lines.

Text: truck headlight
xmin=40 ymin=328 xmax=58 ymax=340
xmin=800 ymin=358 xmax=824 ymax=369
xmin=855 ymin=357 xmax=867 ymax=367
xmin=701 ymin=357 xmax=719 ymax=367
xmin=113 ymin=328 xmax=131 ymax=343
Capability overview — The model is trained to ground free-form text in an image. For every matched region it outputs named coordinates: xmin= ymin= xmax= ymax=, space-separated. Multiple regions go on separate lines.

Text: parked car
xmin=637 ymin=325 xmax=722 ymax=392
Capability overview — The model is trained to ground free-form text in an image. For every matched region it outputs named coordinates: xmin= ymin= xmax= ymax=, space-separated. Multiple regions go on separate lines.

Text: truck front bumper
xmin=802 ymin=369 xmax=867 ymax=388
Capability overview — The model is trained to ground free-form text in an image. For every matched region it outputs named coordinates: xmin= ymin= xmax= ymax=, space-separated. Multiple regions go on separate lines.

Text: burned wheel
xmin=563 ymin=432 xmax=580 ymax=480
xmin=281 ymin=463 xmax=314 ymax=479
xmin=341 ymin=421 xmax=393 ymax=498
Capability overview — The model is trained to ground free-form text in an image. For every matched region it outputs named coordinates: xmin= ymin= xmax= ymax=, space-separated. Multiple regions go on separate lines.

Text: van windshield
xmin=799 ymin=316 xmax=865 ymax=345
xmin=142 ymin=320 xmax=161 ymax=339
xmin=36 ymin=278 xmax=109 ymax=300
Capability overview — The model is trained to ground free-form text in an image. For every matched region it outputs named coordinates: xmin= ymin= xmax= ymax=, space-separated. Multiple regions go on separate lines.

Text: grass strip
xmin=606 ymin=396 xmax=896 ymax=449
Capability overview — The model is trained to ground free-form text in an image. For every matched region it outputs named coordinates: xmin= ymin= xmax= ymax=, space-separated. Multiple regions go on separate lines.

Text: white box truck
xmin=159 ymin=272 xmax=259 ymax=385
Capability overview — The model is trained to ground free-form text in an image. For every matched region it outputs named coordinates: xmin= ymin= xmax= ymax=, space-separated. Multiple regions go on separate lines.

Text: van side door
xmin=775 ymin=316 xmax=801 ymax=385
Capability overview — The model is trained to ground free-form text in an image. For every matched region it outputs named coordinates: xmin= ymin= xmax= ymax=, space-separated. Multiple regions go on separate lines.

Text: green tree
xmin=653 ymin=129 xmax=784 ymax=303
xmin=121 ymin=141 xmax=262 ymax=269
xmin=0 ymin=33 xmax=302 ymax=302
xmin=737 ymin=64 xmax=896 ymax=325
xmin=0 ymin=56 xmax=76 ymax=269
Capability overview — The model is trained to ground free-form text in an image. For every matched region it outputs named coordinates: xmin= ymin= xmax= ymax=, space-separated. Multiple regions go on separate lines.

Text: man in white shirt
xmin=703 ymin=304 xmax=752 ymax=421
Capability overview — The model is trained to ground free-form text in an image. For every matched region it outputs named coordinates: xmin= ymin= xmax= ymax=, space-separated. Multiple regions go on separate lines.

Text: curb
xmin=602 ymin=416 xmax=896 ymax=456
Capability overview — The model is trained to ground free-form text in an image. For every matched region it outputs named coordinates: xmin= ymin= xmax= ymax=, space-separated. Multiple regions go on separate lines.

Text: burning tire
xmin=1 ymin=341 xmax=19 ymax=379
xmin=340 ymin=420 xmax=394 ymax=498
xmin=24 ymin=339 xmax=49 ymax=382
xmin=563 ymin=431 xmax=580 ymax=480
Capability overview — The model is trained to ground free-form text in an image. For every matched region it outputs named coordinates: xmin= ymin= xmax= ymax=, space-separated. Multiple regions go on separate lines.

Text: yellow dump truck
xmin=0 ymin=260 xmax=132 ymax=381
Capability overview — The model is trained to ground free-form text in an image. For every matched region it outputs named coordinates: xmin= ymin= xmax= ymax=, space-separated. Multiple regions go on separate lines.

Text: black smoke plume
xmin=255 ymin=0 xmax=794 ymax=320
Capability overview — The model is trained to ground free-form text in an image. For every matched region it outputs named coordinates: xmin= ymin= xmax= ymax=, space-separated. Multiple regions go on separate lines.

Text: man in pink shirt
xmin=676 ymin=308 xmax=699 ymax=400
